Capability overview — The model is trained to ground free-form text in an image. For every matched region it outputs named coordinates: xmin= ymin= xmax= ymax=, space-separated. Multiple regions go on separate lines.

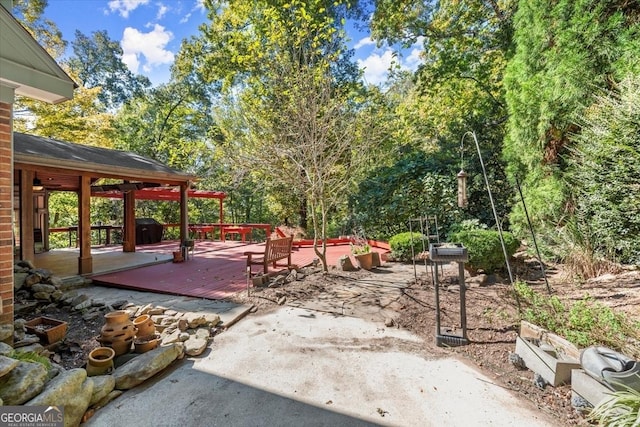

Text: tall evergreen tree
xmin=503 ymin=0 xmax=640 ymax=240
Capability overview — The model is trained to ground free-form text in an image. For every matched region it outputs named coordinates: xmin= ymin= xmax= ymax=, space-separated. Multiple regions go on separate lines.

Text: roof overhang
xmin=14 ymin=132 xmax=196 ymax=187
xmin=0 ymin=4 xmax=76 ymax=104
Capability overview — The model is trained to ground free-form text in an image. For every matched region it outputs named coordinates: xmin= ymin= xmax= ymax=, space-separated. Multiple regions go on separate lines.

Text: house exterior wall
xmin=0 ymin=101 xmax=13 ymax=341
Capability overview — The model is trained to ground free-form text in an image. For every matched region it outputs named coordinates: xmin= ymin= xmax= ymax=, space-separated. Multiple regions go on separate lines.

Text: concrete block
xmin=515 ymin=336 xmax=581 ymax=386
xmin=571 ymin=369 xmax=614 ymax=407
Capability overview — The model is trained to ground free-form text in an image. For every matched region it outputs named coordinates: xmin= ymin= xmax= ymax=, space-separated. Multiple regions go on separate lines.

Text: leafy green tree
xmin=366 ymin=0 xmax=516 ymax=235
xmin=178 ymin=0 xmax=380 ymax=270
xmin=12 ymin=0 xmax=66 ymax=59
xmin=68 ymin=30 xmax=151 ymax=110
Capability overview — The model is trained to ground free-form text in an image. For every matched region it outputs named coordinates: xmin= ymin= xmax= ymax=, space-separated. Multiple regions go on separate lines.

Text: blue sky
xmin=43 ymin=0 xmax=423 ymax=87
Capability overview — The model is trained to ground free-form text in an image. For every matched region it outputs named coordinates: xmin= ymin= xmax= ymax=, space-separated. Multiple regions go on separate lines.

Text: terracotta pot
xmin=134 ymin=334 xmax=160 ymax=353
xmin=102 ymin=337 xmax=133 ymax=356
xmin=133 ymin=314 xmax=156 ymax=337
xmin=354 ymin=252 xmax=374 ymax=270
xmin=104 ymin=310 xmax=130 ymax=325
xmin=86 ymin=347 xmax=115 ymax=376
xmin=100 ymin=311 xmax=136 ymax=356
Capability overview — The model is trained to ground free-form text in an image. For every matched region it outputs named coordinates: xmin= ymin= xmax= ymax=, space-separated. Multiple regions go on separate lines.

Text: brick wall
xmin=0 ymin=101 xmax=13 ymax=337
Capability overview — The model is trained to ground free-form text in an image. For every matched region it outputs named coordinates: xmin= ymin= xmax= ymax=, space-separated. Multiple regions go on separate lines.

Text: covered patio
xmin=13 ymin=132 xmax=203 ymax=275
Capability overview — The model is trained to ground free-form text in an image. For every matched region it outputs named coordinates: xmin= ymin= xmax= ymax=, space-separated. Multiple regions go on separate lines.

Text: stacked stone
xmin=13 ymin=260 xmax=91 ymax=307
xmin=1 ymin=300 xmax=223 ymax=426
xmin=3 ymin=263 xmax=225 ymax=426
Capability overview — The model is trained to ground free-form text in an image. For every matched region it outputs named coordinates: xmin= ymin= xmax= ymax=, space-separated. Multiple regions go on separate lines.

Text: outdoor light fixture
xmin=32 ymin=177 xmax=44 ymax=191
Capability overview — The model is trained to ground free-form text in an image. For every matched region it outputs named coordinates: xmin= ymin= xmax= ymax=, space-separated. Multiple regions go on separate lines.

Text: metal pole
xmin=409 ymin=219 xmax=417 ymax=282
xmin=515 ymin=177 xmax=551 ymax=294
xmin=464 ymin=131 xmax=515 ymax=285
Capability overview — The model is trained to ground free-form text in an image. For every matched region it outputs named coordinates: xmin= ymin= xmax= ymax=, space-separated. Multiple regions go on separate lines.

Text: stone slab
xmin=515 ymin=336 xmax=581 ymax=386
xmin=571 ymin=369 xmax=614 ymax=407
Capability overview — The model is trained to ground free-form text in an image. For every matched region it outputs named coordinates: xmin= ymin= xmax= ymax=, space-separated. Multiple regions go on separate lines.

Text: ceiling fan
xmin=32 ymin=172 xmax=62 ymax=191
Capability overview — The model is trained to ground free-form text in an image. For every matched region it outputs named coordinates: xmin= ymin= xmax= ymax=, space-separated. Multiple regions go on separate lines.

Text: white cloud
xmin=357 ymin=49 xmax=396 ymax=86
xmin=355 ymin=36 xmax=425 ymax=86
xmin=108 ymin=0 xmax=150 ymax=18
xmin=403 ymin=38 xmax=425 ymax=71
xmin=121 ymin=24 xmax=174 ymax=74
xmin=156 ymin=3 xmax=168 ymax=20
xmin=354 ymin=36 xmax=376 ymax=50
xmin=181 ymin=0 xmax=206 ymax=24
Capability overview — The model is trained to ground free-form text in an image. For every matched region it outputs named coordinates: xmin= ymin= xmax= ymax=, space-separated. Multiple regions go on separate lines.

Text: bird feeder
xmin=457 ymin=169 xmax=468 ymax=208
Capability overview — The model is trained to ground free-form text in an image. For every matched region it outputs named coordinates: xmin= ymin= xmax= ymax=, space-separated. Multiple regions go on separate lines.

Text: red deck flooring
xmin=91 ymin=240 xmax=386 ymax=300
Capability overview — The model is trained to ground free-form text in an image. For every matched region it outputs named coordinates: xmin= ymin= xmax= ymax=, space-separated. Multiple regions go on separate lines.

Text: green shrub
xmin=389 ymin=232 xmax=428 ymax=262
xmin=514 ymin=281 xmax=640 ymax=359
xmin=446 ymin=219 xmax=488 ymax=238
xmin=450 ymin=229 xmax=519 ymax=274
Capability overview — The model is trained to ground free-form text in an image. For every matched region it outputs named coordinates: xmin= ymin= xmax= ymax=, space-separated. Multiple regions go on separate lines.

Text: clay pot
xmin=133 ymin=314 xmax=156 ymax=337
xmin=354 ymin=252 xmax=374 ymax=270
xmin=134 ymin=334 xmax=160 ymax=353
xmin=99 ymin=311 xmax=136 ymax=356
xmin=86 ymin=347 xmax=115 ymax=376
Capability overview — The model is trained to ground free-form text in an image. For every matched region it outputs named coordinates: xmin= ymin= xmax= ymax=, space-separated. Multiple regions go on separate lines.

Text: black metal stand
xmin=430 ymin=244 xmax=469 ymax=347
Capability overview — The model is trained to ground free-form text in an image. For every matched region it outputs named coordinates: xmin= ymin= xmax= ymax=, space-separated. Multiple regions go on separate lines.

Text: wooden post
xmin=180 ymin=183 xmax=188 ymax=244
xmin=78 ymin=175 xmax=93 ymax=274
xmin=122 ymin=183 xmax=136 ymax=252
xmin=19 ymin=170 xmax=35 ymax=262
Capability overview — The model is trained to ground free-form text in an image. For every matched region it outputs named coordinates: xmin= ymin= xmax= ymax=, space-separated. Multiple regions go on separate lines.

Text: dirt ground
xmin=27 ymin=253 xmax=640 ymax=427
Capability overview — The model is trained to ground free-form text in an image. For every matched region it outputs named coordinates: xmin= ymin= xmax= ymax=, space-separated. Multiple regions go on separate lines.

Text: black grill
xmin=135 ymin=218 xmax=163 ymax=244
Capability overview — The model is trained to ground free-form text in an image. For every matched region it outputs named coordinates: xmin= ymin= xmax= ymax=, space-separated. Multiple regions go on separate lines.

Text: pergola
xmin=92 ymin=187 xmax=226 ymax=224
xmin=12 ymin=132 xmax=218 ymax=275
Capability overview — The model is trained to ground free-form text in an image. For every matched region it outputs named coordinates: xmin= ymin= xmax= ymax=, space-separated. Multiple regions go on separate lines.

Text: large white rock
xmin=114 ymin=343 xmax=183 ymax=390
xmin=88 ymin=374 xmax=116 ymax=406
xmin=0 ymin=355 xmax=19 ymax=377
xmin=0 ymin=361 xmax=47 ymax=404
xmin=26 ymin=368 xmax=94 ymax=427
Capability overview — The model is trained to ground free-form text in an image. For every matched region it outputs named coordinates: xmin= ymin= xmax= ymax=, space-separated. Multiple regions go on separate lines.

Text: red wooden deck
xmin=91 ymin=240 xmax=387 ymax=300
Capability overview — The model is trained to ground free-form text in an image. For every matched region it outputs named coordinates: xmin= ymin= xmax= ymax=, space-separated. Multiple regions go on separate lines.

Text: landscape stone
xmin=26 ymin=368 xmax=94 ymax=427
xmin=183 ymin=313 xmax=207 ymax=328
xmin=31 ymin=283 xmax=57 ymax=294
xmin=91 ymin=389 xmax=123 ymax=410
xmin=161 ymin=329 xmax=182 ymax=345
xmin=14 ymin=272 xmax=28 ymax=290
xmin=114 ymin=343 xmax=183 ymax=390
xmin=70 ymin=294 xmax=90 ymax=307
xmin=32 ymin=292 xmax=52 ymax=301
xmin=0 ymin=325 xmax=12 ymax=341
xmin=0 ymin=342 xmax=13 ymax=356
xmin=147 ymin=307 xmax=165 ymax=315
xmin=184 ymin=337 xmax=207 ymax=356
xmin=203 ymin=313 xmax=221 ymax=326
xmin=88 ymin=374 xmax=116 ymax=406
xmin=13 ymin=342 xmax=45 ymax=353
xmin=25 ymin=273 xmax=43 ymax=287
xmin=0 ymin=361 xmax=48 ymax=405
xmin=178 ymin=318 xmax=188 ymax=331
xmin=195 ymin=328 xmax=210 ymax=340
xmin=338 ymin=255 xmax=357 ymax=271
xmin=0 ymin=355 xmax=19 ymax=377
xmin=48 ymin=276 xmax=63 ymax=287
